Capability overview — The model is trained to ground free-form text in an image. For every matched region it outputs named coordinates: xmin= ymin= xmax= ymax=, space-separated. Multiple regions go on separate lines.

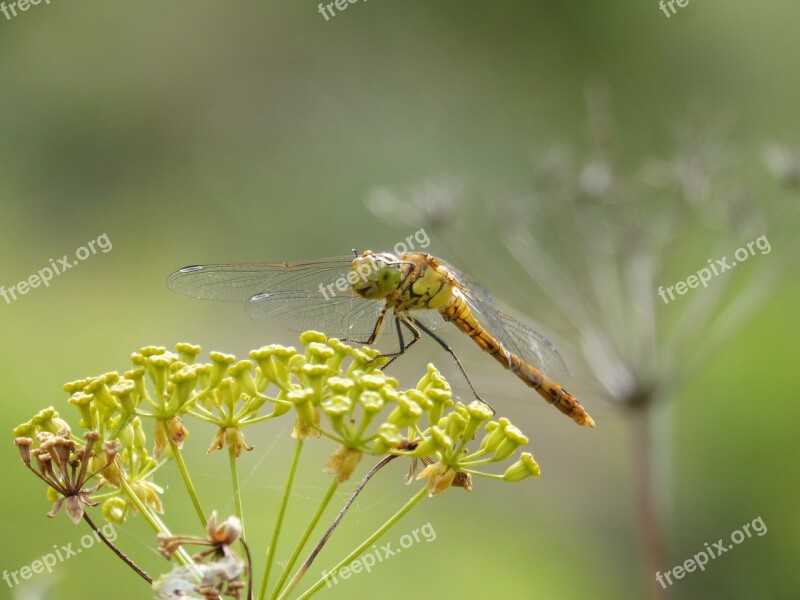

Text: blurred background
xmin=1 ymin=2 xmax=798 ymax=599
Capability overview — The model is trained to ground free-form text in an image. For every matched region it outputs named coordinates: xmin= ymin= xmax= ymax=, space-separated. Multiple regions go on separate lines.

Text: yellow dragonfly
xmin=167 ymin=251 xmax=594 ymax=427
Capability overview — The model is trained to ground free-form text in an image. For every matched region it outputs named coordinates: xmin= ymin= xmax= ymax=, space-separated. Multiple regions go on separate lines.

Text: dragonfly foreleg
xmin=337 ymin=306 xmax=388 ymax=346
xmin=366 ymin=307 xmax=387 ymax=345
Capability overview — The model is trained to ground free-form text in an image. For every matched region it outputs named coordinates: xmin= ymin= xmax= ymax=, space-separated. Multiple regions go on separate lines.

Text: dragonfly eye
xmin=377 ymin=266 xmax=401 ymax=293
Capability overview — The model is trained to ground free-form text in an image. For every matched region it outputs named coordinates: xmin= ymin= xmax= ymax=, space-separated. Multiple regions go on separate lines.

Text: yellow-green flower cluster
xmin=13 ymin=331 xmax=540 ymax=522
xmin=246 ymin=332 xmax=443 ymax=481
xmin=401 ymin=402 xmax=541 ymax=496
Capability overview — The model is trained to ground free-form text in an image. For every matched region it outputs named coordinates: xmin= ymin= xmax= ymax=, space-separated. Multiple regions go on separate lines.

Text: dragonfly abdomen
xmin=511 ymin=359 xmax=595 ymax=427
xmin=441 ymin=294 xmax=595 ymax=428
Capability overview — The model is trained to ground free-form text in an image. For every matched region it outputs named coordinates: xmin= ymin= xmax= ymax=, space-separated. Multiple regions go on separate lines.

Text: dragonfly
xmin=167 ymin=251 xmax=594 ymax=427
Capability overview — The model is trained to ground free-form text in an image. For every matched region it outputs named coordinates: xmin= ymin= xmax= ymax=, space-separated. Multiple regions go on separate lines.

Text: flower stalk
xmin=13 ymin=332 xmax=540 ymax=599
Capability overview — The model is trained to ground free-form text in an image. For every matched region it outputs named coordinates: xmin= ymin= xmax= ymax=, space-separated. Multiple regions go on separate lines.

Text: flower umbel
xmin=14 ymin=331 xmax=541 ymax=600
xmin=14 ymin=428 xmax=118 ymax=524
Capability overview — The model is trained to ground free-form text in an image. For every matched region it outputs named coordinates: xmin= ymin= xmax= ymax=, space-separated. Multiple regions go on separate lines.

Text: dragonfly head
xmin=350 ymin=251 xmax=403 ymax=299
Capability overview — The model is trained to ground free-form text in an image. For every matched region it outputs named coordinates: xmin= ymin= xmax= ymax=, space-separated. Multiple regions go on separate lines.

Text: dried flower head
xmin=14 ymin=429 xmax=117 ymax=524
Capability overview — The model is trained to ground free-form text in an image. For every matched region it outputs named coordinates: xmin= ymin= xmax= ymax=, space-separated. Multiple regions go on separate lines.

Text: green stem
xmin=269 ymin=478 xmax=339 ymax=600
xmin=461 ymin=468 xmax=503 ymax=480
xmin=229 ymin=445 xmax=245 ymax=531
xmin=279 ymin=455 xmax=397 ymax=597
xmin=164 ymin=420 xmax=207 ymax=528
xmin=183 ymin=409 xmax=220 ymax=426
xmin=242 ymin=412 xmax=287 ymax=426
xmin=119 ymin=478 xmax=195 ymax=570
xmin=294 ymin=486 xmax=428 ymax=600
xmin=119 ymin=478 xmax=163 ymax=535
xmin=257 ymin=437 xmax=304 ymax=600
xmin=459 ymin=457 xmax=496 ymax=467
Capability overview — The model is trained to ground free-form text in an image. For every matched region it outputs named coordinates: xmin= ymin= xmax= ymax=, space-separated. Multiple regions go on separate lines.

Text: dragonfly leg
xmin=378 ymin=315 xmax=422 ymax=369
xmin=338 ymin=307 xmax=388 ymax=346
xmin=409 ymin=317 xmax=494 ymax=413
xmin=366 ymin=307 xmax=387 ymax=345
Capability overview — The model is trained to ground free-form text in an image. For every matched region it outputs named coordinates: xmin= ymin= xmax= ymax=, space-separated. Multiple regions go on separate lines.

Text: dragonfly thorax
xmin=352 ymin=251 xmax=457 ymax=313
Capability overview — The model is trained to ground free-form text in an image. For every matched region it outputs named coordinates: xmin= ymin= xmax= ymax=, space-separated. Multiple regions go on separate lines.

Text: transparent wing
xmin=244 ymin=289 xmax=378 ymax=337
xmin=167 ymin=256 xmax=447 ymax=339
xmin=441 ymin=260 xmax=568 ymax=381
xmin=246 ymin=290 xmax=448 ymax=338
xmin=166 ymin=257 xmax=356 ymax=302
xmin=493 ymin=311 xmax=569 ymax=382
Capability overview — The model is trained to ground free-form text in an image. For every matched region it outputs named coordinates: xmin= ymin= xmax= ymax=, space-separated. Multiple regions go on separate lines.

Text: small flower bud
xmin=68 ymin=392 xmax=95 ymax=428
xmin=444 ymin=411 xmax=467 ymax=441
xmin=288 ymin=388 xmax=315 ymax=427
xmin=228 ymin=360 xmax=258 ymax=398
xmin=423 ymin=387 xmax=452 ymax=425
xmin=358 ymin=373 xmax=389 ymax=391
xmin=299 ymin=330 xmax=328 ymax=346
xmin=84 ymin=377 xmax=118 ymax=410
xmin=139 ymin=345 xmax=167 ymax=357
xmin=387 ymin=394 xmax=424 ymax=428
xmin=110 ymin=379 xmax=138 ymax=414
xmin=124 ymin=367 xmax=147 ymax=399
xmin=408 ymin=426 xmax=452 ymax=458
xmin=371 ymin=423 xmax=403 ymax=454
xmin=404 ymin=389 xmax=431 ymax=411
xmin=132 ymin=417 xmax=147 ymax=450
xmin=208 ymin=352 xmax=236 ymax=390
xmin=299 ymin=363 xmax=335 ymax=399
xmin=379 ymin=385 xmax=399 ymax=403
xmin=306 ymin=342 xmax=335 ymax=364
xmin=287 ymin=354 xmax=307 ymax=374
xmin=492 ymin=423 xmax=529 ymax=462
xmin=321 ymin=394 xmax=352 ymax=437
xmin=327 ymin=377 xmax=356 ymax=396
xmin=175 ymin=343 xmax=202 ymax=365
xmin=63 ymin=378 xmax=91 ymax=394
xmin=479 ymin=419 xmax=506 ymax=453
xmin=170 ymin=366 xmax=199 ymax=408
xmin=102 ymin=497 xmax=128 ymax=524
xmin=249 ymin=345 xmax=296 ymax=389
xmin=147 ymin=354 xmax=175 ymax=400
xmin=502 ymin=453 xmax=541 ymax=482
xmin=461 ymin=400 xmax=494 ymax=443
xmin=358 ymin=390 xmax=384 ymax=414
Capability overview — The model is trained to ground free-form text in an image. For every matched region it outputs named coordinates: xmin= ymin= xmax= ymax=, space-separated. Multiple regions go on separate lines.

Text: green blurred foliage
xmin=1 ymin=2 xmax=798 ymax=599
